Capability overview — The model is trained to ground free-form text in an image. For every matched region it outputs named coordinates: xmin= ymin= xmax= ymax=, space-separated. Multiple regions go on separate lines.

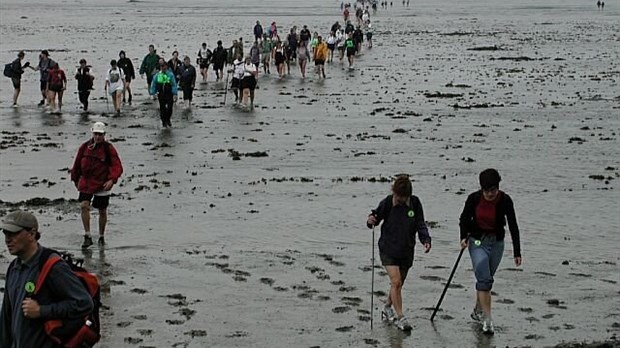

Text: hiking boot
xmin=381 ymin=305 xmax=396 ymax=322
xmin=482 ymin=316 xmax=495 ymax=335
xmin=38 ymin=99 xmax=45 ymax=106
xmin=98 ymin=236 xmax=105 ymax=246
xmin=470 ymin=308 xmax=483 ymax=322
xmin=395 ymin=316 xmax=412 ymax=331
xmin=81 ymin=235 xmax=93 ymax=249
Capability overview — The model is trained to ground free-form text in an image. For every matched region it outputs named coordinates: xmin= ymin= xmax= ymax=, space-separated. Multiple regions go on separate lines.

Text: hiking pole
xmin=104 ymin=88 xmax=110 ymax=113
xmin=370 ymin=226 xmax=375 ymax=330
xmin=223 ymin=70 xmax=230 ymax=105
xmin=430 ymin=246 xmax=465 ymax=321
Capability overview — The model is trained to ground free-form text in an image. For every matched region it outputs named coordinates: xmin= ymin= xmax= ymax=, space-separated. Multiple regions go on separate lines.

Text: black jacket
xmin=459 ymin=190 xmax=521 ymax=257
xmin=370 ymin=195 xmax=431 ymax=259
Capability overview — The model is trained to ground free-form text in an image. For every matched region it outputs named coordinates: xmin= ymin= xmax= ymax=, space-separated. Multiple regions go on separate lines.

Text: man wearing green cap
xmin=0 ymin=210 xmax=93 ymax=347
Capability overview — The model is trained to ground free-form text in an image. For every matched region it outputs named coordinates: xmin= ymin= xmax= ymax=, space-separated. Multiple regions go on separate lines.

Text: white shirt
xmin=233 ymin=59 xmax=245 ymax=79
xmin=106 ymin=67 xmax=125 ymax=93
xmin=243 ymin=63 xmax=257 ymax=77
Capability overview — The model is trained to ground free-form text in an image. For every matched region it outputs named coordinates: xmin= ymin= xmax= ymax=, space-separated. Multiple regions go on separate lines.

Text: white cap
xmin=91 ymin=122 xmax=106 ymax=134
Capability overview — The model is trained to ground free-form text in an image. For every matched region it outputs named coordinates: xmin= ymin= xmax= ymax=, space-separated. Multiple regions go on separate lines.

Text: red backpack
xmin=34 ymin=248 xmax=101 ymax=348
xmin=49 ymin=69 xmax=64 ymax=88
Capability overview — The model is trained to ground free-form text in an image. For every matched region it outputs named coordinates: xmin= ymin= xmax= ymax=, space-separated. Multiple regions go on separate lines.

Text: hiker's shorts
xmin=380 ymin=251 xmax=413 ymax=281
xmin=468 ymin=235 xmax=504 ymax=291
xmin=79 ymin=193 xmax=110 ymax=210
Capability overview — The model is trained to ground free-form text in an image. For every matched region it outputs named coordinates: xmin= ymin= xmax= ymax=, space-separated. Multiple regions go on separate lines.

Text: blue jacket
xmin=149 ymin=69 xmax=178 ymax=96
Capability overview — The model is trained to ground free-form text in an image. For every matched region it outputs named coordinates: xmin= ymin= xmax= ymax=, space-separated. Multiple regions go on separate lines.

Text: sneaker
xmin=395 ymin=316 xmax=412 ymax=331
xmin=81 ymin=235 xmax=93 ymax=249
xmin=482 ymin=316 xmax=495 ymax=335
xmin=381 ymin=306 xmax=396 ymax=322
xmin=12 ymin=103 xmax=18 ymax=108
xmin=37 ymin=100 xmax=45 ymax=106
xmin=470 ymin=308 xmax=483 ymax=322
xmin=98 ymin=236 xmax=105 ymax=246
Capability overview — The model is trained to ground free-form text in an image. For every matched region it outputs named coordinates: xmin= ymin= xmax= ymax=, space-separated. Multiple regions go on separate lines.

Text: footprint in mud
xmin=359 ymin=265 xmax=372 ymax=272
xmin=447 ymin=283 xmax=464 ymax=289
xmin=185 ymin=330 xmax=207 ymax=338
xmin=339 ymin=286 xmax=356 ymax=292
xmin=372 ymin=290 xmax=387 ymax=297
xmin=178 ymin=308 xmax=196 ymax=320
xmin=130 ymin=288 xmax=148 ymax=294
xmin=364 ymin=338 xmax=380 ymax=346
xmin=496 ymin=298 xmax=515 ymax=304
xmin=525 ymin=317 xmax=540 ymax=322
xmin=335 ymin=326 xmax=354 ymax=332
xmin=137 ymin=329 xmax=153 ymax=336
xmin=525 ymin=334 xmax=544 ymax=340
xmin=132 ymin=315 xmax=148 ymax=320
xmin=519 ymin=307 xmax=533 ymax=313
xmin=420 ymin=275 xmax=445 ymax=282
xmin=123 ymin=337 xmax=143 ymax=344
xmin=568 ymin=273 xmax=592 ymax=278
xmin=505 ymin=267 xmax=523 ymax=272
xmin=358 ymin=315 xmax=371 ymax=322
xmin=317 ymin=295 xmax=331 ymax=301
xmin=440 ymin=314 xmax=454 ymax=320
xmin=426 ymin=265 xmax=448 ymax=270
xmin=564 ymin=324 xmax=575 ymax=330
xmin=542 ymin=314 xmax=555 ymax=319
xmin=378 ymin=271 xmax=388 ymax=277
xmin=332 ymin=306 xmax=351 ymax=313
xmin=166 ymin=319 xmax=185 ymax=325
xmin=117 ymin=321 xmax=132 ymax=328
xmin=342 ymin=297 xmax=363 ymax=306
xmin=260 ymin=277 xmax=275 ymax=286
xmin=357 ymin=309 xmax=370 ymax=315
xmin=109 ymin=279 xmax=126 ymax=285
xmin=233 ymin=275 xmax=247 ymax=282
xmin=273 ymin=286 xmax=288 ymax=292
xmin=226 ymin=331 xmax=249 ymax=338
xmin=331 ymin=280 xmax=345 ymax=286
xmin=534 ymin=271 xmax=556 ymax=277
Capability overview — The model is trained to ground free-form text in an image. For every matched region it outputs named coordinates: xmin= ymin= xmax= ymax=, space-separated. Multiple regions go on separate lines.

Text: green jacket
xmin=139 ymin=53 xmax=160 ymax=76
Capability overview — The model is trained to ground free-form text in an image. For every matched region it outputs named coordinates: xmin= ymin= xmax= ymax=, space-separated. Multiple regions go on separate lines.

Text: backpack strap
xmin=34 ymin=248 xmax=62 ymax=295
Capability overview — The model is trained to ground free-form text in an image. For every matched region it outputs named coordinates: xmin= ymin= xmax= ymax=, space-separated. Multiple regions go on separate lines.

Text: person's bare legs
xmin=57 ymin=89 xmax=64 ymax=111
xmin=80 ymin=200 xmax=91 ymax=235
xmin=13 ymin=87 xmax=20 ymax=105
xmin=477 ymin=290 xmax=492 ymax=317
xmin=385 ymin=265 xmax=404 ymax=317
xmin=98 ymin=208 xmax=107 ymax=236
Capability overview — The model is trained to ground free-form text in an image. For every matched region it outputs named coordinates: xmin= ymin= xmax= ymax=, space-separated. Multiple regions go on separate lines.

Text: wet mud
xmin=1 ymin=0 xmax=619 ymax=347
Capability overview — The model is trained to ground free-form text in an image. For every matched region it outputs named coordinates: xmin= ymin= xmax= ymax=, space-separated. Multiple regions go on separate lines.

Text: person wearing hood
xmin=117 ymin=51 xmax=135 ymax=104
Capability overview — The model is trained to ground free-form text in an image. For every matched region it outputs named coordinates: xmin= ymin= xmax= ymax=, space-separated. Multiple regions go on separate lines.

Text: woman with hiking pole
xmin=366 ymin=175 xmax=431 ymax=331
xmin=459 ymin=169 xmax=522 ymax=335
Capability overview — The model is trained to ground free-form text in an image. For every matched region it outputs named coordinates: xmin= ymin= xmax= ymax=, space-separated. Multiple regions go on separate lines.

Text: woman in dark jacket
xmin=117 ymin=50 xmax=135 ymax=104
xmin=367 ymin=175 xmax=431 ymax=331
xmin=459 ymin=168 xmax=522 ymax=335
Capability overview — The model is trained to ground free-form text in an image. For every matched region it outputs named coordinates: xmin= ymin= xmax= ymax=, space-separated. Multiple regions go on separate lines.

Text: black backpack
xmin=3 ymin=63 xmax=14 ymax=78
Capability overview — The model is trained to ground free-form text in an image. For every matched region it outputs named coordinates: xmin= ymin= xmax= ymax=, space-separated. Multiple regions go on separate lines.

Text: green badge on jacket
xmin=408 ymin=210 xmax=415 ymax=218
xmin=25 ymin=281 xmax=36 ymax=293
xmin=474 ymin=240 xmax=482 ymax=247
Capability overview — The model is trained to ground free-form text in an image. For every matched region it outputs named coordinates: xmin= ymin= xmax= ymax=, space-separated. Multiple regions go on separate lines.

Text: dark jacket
xmin=180 ymin=64 xmax=196 ymax=88
xmin=0 ymin=245 xmax=93 ymax=348
xmin=211 ymin=46 xmax=227 ymax=67
xmin=11 ymin=58 xmax=25 ymax=79
xmin=459 ymin=190 xmax=521 ymax=257
xmin=369 ymin=195 xmax=431 ymax=259
xmin=75 ymin=66 xmax=94 ymax=92
xmin=254 ymin=24 xmax=263 ymax=37
xmin=70 ymin=139 xmax=123 ymax=195
xmin=117 ymin=57 xmax=135 ymax=80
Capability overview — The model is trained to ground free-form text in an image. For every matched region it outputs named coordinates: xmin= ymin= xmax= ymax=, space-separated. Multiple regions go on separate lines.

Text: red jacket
xmin=70 ymin=140 xmax=123 ymax=194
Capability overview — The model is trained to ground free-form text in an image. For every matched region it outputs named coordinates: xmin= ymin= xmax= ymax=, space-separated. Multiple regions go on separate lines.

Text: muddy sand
xmin=0 ymin=0 xmax=619 ymax=347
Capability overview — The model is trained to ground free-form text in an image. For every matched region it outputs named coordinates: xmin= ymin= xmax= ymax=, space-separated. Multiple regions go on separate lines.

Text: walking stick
xmin=370 ymin=226 xmax=375 ymax=330
xmin=104 ymin=88 xmax=110 ymax=113
xmin=430 ymin=247 xmax=465 ymax=321
xmin=223 ymin=70 xmax=230 ymax=105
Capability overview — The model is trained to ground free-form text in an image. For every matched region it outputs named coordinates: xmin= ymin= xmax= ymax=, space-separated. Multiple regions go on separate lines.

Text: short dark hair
xmin=18 ymin=51 xmax=25 ymax=58
xmin=479 ymin=168 xmax=501 ymax=190
xmin=110 ymin=59 xmax=117 ymax=66
xmin=79 ymin=58 xmax=86 ymax=64
xmin=392 ymin=175 xmax=412 ymax=197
